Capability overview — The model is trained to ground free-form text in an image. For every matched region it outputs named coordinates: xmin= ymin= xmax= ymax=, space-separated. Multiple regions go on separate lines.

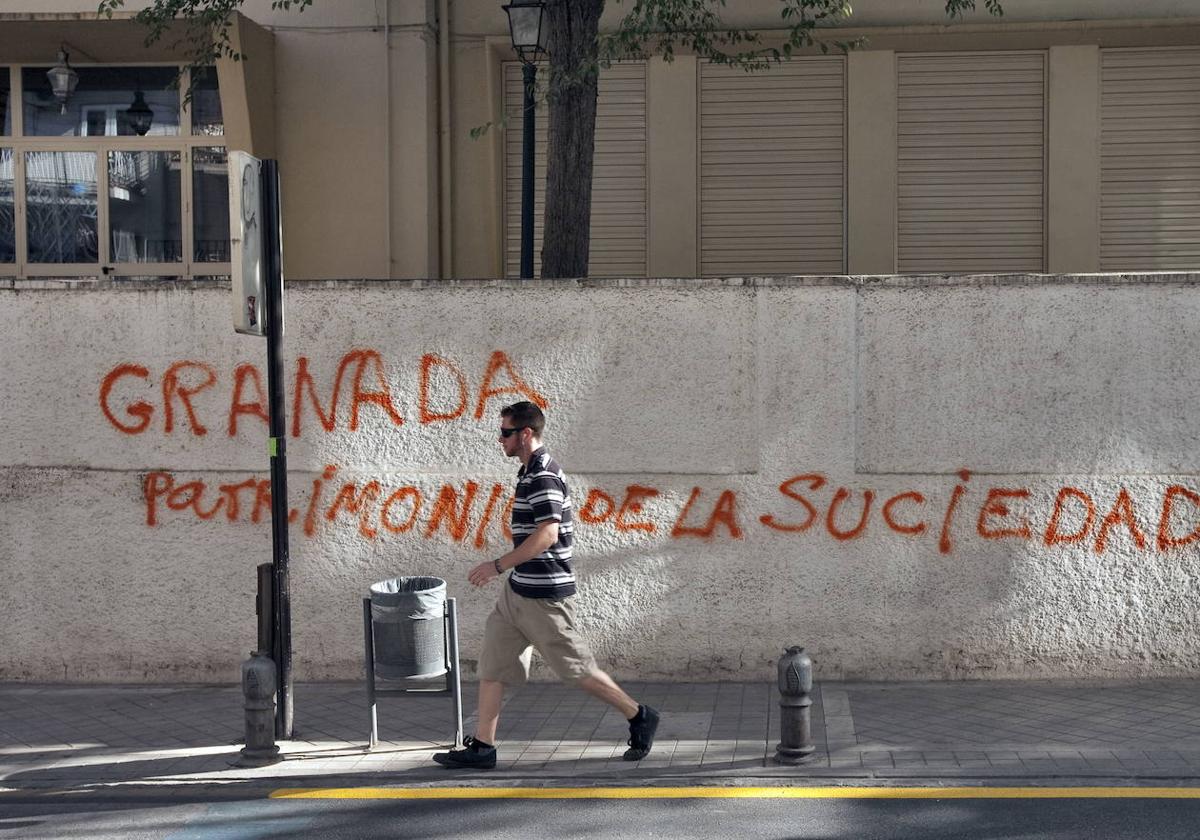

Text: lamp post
xmin=503 ymin=0 xmax=547 ymax=279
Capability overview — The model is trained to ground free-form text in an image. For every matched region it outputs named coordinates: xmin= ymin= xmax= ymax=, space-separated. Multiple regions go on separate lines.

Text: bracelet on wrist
xmin=493 ymin=558 xmax=503 ymax=574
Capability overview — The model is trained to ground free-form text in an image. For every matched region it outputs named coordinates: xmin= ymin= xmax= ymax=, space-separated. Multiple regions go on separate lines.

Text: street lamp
xmin=46 ymin=49 xmax=79 ymax=115
xmin=503 ymin=0 xmax=547 ymax=279
xmin=126 ymin=90 xmax=154 ymax=136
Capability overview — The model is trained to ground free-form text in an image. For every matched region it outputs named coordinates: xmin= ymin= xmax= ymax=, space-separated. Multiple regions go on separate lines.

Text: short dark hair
xmin=500 ymin=401 xmax=545 ymax=436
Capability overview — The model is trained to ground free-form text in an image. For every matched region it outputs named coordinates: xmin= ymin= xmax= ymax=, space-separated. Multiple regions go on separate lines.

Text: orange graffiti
xmin=1093 ymin=487 xmax=1147 ymax=554
xmin=142 ymin=471 xmax=172 ymax=525
xmin=579 ymin=488 xmax=617 ymax=524
xmin=1157 ymin=485 xmax=1200 ymax=551
xmin=103 ymin=349 xmax=550 ymax=439
xmin=380 ymin=486 xmax=423 ymax=534
xmin=615 ymin=485 xmax=659 ymax=533
xmin=473 ymin=484 xmax=507 ymax=548
xmin=825 ymin=488 xmax=874 ymax=541
xmin=291 ymin=351 xmax=404 ymax=435
xmin=760 ymin=474 xmax=825 ymax=533
xmin=473 ymin=350 xmax=549 ymax=420
xmin=292 ymin=356 xmax=336 ymax=435
xmin=938 ymin=470 xmax=971 ymax=555
xmin=1044 ymin=486 xmax=1095 ymax=546
xmin=137 ymin=464 xmax=1200 ymax=560
xmin=501 ymin=494 xmax=515 ymax=541
xmin=228 ymin=363 xmax=269 ymax=436
xmin=672 ymin=487 xmax=743 ymax=540
xmin=100 ymin=364 xmax=154 ymax=434
xmin=976 ymin=488 xmax=1032 ymax=541
xmin=419 ymin=354 xmax=469 ymax=423
xmin=325 ymin=481 xmax=384 ymax=539
xmin=144 ymin=470 xmax=265 ymax=526
xmin=882 ymin=491 xmax=927 ymax=536
xmin=303 ymin=465 xmax=338 ymax=536
xmin=162 ymin=361 xmax=216 ymax=435
xmin=218 ymin=477 xmax=260 ymax=522
xmin=251 ymin=479 xmax=273 ymax=524
xmin=425 ymin=482 xmax=480 ymax=542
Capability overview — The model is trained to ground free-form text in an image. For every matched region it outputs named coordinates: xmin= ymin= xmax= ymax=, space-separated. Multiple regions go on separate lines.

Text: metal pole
xmin=446 ymin=598 xmax=464 ymax=748
xmin=256 ymin=562 xmax=274 ymax=654
xmin=519 ymin=61 xmax=536 ymax=279
xmin=363 ymin=597 xmax=378 ymax=749
xmin=261 ymin=159 xmax=293 ymax=740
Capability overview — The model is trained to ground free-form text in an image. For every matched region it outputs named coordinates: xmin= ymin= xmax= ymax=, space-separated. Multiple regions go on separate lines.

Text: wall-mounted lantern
xmin=46 ymin=49 xmax=79 ymax=115
xmin=126 ymin=90 xmax=153 ymax=136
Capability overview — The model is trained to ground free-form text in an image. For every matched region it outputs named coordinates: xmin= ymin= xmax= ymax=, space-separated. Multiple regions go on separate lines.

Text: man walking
xmin=433 ymin=401 xmax=660 ymax=769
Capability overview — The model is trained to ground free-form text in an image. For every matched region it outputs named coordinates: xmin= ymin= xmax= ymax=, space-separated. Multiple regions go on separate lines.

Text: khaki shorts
xmin=478 ymin=583 xmax=599 ymax=687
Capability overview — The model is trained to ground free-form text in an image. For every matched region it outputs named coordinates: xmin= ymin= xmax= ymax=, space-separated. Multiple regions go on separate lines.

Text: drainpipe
xmin=438 ymin=0 xmax=453 ymax=278
xmin=383 ymin=0 xmax=393 ymax=277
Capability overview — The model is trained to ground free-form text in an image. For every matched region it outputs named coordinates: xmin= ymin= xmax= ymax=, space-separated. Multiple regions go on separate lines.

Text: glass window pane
xmin=193 ymin=146 xmax=229 ymax=262
xmin=1 ymin=70 xmax=10 ymax=136
xmin=108 ymin=150 xmax=182 ymax=263
xmin=191 ymin=67 xmax=223 ymax=136
xmin=25 ymin=151 xmax=98 ymax=263
xmin=23 ymin=66 xmax=179 ymax=137
xmin=0 ymin=149 xmax=13 ymax=261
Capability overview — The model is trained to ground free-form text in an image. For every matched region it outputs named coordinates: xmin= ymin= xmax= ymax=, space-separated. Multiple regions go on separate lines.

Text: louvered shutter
xmin=897 ymin=52 xmax=1045 ymax=273
xmin=699 ymin=58 xmax=845 ymax=276
xmin=503 ymin=62 xmax=647 ymax=278
xmin=1101 ymin=48 xmax=1200 ymax=271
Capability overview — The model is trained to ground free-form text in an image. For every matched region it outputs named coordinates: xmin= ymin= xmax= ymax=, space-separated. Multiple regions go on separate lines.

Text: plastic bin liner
xmin=369 ymin=576 xmax=447 ymax=679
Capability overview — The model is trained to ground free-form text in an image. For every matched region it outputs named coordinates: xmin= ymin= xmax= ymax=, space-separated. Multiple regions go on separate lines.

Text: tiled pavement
xmin=2 ymin=679 xmax=1200 ymax=789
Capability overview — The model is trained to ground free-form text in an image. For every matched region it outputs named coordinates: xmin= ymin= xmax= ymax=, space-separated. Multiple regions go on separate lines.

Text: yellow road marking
xmin=270 ymin=786 xmax=1200 ymax=800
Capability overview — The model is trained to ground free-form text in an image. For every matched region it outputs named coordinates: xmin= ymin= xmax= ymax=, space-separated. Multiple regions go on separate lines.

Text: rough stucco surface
xmin=3 ymin=276 xmax=1200 ymax=683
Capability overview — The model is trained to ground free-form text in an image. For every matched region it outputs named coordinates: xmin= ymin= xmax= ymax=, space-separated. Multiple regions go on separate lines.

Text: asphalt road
xmin=4 ymin=788 xmax=1200 ymax=839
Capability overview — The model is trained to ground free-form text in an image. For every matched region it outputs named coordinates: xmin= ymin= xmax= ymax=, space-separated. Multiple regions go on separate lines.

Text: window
xmin=25 ymin=151 xmax=97 ymax=264
xmin=22 ymin=66 xmax=179 ymax=138
xmin=108 ymin=150 xmax=182 ymax=263
xmin=0 ymin=65 xmax=227 ymax=278
xmin=0 ymin=148 xmax=14 ymax=262
xmin=1 ymin=70 xmax=10 ymax=136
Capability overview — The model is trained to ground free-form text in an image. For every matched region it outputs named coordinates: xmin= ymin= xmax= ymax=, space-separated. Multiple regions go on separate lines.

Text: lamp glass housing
xmin=504 ymin=0 xmax=547 ymax=62
xmin=126 ymin=90 xmax=153 ymax=136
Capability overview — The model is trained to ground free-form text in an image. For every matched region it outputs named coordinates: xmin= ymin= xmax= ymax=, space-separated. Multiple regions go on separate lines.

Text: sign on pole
xmin=230 ymin=150 xmax=266 ymax=336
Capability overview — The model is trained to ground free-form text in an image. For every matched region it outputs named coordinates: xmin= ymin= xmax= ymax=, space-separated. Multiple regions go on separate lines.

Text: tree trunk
xmin=540 ymin=0 xmax=604 ymax=279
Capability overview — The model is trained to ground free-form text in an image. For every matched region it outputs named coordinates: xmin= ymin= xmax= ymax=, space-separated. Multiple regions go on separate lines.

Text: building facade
xmin=0 ymin=1 xmax=1198 ymax=281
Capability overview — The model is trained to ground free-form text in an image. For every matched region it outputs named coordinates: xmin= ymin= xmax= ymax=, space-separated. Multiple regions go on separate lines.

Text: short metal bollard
xmin=236 ymin=649 xmax=281 ymax=767
xmin=774 ymin=645 xmax=816 ymax=765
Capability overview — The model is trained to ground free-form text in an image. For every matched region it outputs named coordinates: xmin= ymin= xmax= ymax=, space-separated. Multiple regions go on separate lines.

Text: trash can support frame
xmin=363 ymin=596 xmax=463 ymax=751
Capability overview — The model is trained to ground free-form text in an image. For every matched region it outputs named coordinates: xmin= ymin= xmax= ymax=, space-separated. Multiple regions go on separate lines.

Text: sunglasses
xmin=499 ymin=426 xmax=529 ymax=438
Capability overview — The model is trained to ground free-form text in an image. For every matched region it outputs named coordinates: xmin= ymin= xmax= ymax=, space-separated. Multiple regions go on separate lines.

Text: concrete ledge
xmin=4 ymin=272 xmax=1200 ymax=292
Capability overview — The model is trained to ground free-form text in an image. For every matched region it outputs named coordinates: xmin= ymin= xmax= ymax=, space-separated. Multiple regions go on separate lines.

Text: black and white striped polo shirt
xmin=508 ymin=446 xmax=576 ymax=599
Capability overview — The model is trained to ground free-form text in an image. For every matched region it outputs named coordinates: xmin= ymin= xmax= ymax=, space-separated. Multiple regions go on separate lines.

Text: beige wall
xmin=273 ymin=29 xmax=390 ymax=279
xmin=1047 ymin=45 xmax=1100 ymax=272
xmin=8 ymin=274 xmax=1200 ymax=682
xmin=847 ymin=50 xmax=896 ymax=274
xmin=449 ymin=12 xmax=1200 ymax=279
xmin=2 ymin=3 xmax=1200 ymax=279
xmin=647 ymin=56 xmax=698 ymax=278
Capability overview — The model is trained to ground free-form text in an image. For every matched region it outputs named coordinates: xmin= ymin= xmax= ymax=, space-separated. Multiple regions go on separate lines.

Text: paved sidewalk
xmin=2 ymin=679 xmax=1200 ymax=790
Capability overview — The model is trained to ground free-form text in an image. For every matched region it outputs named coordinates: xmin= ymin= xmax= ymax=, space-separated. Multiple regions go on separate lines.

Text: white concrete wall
xmin=4 ymin=275 xmax=1200 ymax=683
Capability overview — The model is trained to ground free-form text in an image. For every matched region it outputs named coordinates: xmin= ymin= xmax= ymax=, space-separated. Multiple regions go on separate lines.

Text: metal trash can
xmin=369 ymin=576 xmax=447 ymax=679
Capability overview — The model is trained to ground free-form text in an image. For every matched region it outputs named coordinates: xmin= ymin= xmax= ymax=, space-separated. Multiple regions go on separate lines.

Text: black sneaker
xmin=623 ymin=705 xmax=660 ymax=761
xmin=433 ymin=736 xmax=497 ymax=769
